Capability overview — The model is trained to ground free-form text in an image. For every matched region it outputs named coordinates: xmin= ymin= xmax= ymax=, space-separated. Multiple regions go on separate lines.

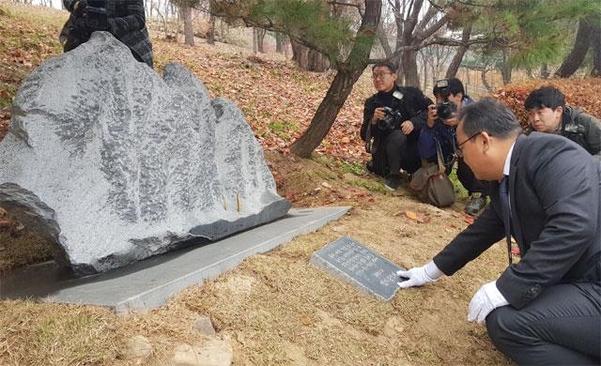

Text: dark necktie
xmin=499 ymin=176 xmax=512 ymax=264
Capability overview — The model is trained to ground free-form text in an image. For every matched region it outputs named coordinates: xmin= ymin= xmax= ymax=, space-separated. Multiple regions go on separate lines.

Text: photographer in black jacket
xmin=360 ymin=62 xmax=431 ymax=190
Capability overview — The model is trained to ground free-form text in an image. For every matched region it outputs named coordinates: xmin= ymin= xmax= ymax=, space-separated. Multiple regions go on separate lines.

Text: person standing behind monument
xmin=525 ymin=86 xmax=601 ymax=160
xmin=360 ymin=61 xmax=431 ymax=191
xmin=60 ymin=0 xmax=154 ymax=68
xmin=398 ymin=98 xmax=601 ymax=365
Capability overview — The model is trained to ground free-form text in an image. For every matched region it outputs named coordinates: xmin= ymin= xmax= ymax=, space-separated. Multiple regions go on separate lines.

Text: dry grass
xmin=0 ymin=231 xmax=53 ymax=271
xmin=172 ymin=195 xmax=511 ymax=365
xmin=0 ymin=301 xmax=121 ymax=365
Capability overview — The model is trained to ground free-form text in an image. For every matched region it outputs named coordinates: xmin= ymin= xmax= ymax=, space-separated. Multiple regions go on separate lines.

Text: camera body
xmin=563 ymin=122 xmax=585 ymax=134
xmin=377 ymin=106 xmax=404 ymax=131
xmin=435 ymin=79 xmax=457 ymax=120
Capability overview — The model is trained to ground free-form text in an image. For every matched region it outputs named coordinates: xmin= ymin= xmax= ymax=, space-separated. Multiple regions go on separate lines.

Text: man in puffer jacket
xmin=525 ymin=86 xmax=601 ymax=161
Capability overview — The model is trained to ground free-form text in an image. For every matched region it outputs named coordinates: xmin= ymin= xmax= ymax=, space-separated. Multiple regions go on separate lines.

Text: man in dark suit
xmin=397 ymin=98 xmax=600 ymax=364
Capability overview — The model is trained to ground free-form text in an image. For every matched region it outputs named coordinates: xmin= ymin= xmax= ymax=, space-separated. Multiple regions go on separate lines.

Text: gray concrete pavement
xmin=0 ymin=207 xmax=350 ymax=314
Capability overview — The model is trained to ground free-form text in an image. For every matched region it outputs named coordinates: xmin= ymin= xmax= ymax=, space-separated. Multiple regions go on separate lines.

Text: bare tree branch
xmin=367 ymin=35 xmax=489 ymax=64
xmin=415 ymin=12 xmax=448 ymax=42
xmin=327 ymin=1 xmax=361 ymax=10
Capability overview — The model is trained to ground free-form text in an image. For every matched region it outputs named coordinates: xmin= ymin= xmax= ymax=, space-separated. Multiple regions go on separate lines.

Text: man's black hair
xmin=524 ymin=86 xmax=565 ymax=110
xmin=433 ymin=77 xmax=465 ymax=97
xmin=372 ymin=61 xmax=397 ymax=73
xmin=458 ymin=98 xmax=521 ymax=139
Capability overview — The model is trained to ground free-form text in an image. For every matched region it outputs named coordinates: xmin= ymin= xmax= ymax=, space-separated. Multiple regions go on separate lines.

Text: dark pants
xmin=370 ymin=129 xmax=420 ymax=177
xmin=457 ymin=157 xmax=488 ymax=197
xmin=486 ymin=283 xmax=601 ymax=365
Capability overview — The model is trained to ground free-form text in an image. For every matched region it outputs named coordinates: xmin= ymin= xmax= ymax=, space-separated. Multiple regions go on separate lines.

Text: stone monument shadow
xmin=0 ymin=235 xmax=213 ymax=299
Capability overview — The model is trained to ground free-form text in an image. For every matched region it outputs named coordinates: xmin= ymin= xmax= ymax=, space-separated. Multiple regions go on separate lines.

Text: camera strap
xmin=365 ymin=123 xmax=373 ymax=153
xmin=435 ymin=139 xmax=446 ymax=175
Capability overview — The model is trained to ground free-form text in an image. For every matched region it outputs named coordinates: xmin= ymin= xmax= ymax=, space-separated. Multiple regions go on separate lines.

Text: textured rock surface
xmin=0 ymin=32 xmax=290 ymax=275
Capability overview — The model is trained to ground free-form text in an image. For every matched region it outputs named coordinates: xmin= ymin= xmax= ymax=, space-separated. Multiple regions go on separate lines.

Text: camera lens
xmin=436 ymin=102 xmax=456 ymax=120
xmin=377 ymin=117 xmax=391 ymax=131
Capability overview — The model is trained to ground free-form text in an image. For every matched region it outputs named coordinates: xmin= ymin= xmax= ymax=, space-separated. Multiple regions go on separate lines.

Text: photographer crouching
xmin=361 ymin=62 xmax=431 ymax=190
xmin=60 ymin=0 xmax=153 ymax=68
xmin=419 ymin=78 xmax=489 ymax=215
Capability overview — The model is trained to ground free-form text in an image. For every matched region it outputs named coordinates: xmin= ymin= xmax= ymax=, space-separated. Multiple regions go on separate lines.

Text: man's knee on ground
xmin=485 ymin=306 xmax=525 ymax=351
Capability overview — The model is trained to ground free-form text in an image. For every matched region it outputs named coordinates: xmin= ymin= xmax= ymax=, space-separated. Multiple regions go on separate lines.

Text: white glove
xmin=397 ymin=261 xmax=444 ymax=289
xmin=467 ymin=281 xmax=510 ymax=323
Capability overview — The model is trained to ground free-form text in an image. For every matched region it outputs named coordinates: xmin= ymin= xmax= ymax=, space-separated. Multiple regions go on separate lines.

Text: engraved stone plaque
xmin=310 ymin=236 xmax=405 ymax=301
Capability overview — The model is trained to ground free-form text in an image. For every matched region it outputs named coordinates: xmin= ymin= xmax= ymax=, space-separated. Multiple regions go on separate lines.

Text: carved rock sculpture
xmin=0 ymin=32 xmax=290 ymax=275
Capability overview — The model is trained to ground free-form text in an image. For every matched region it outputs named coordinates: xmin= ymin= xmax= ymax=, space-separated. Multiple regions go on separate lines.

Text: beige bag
xmin=409 ymin=140 xmax=455 ymax=207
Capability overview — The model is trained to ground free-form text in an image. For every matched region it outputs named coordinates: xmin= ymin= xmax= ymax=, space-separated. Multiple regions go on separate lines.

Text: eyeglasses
xmin=371 ymin=72 xmax=393 ymax=80
xmin=455 ymin=131 xmax=482 ymax=158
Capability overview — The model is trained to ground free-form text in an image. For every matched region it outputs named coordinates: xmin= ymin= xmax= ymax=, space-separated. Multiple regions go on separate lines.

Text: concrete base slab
xmin=0 ymin=207 xmax=350 ymax=314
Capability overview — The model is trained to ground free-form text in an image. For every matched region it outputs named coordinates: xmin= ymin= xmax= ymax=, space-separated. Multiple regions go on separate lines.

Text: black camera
xmin=435 ymin=79 xmax=457 ymax=120
xmin=377 ymin=107 xmax=403 ymax=131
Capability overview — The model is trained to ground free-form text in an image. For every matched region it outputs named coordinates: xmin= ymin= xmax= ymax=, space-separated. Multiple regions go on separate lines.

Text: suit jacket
xmin=433 ymin=132 xmax=601 ymax=309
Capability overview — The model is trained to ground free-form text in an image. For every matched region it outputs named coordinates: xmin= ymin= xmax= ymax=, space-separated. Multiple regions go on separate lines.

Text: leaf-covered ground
xmin=0 ymin=3 xmax=598 ymax=365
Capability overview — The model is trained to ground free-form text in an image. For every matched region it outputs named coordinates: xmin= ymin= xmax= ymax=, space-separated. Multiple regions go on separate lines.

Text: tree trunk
xmin=555 ymin=16 xmax=592 ymax=78
xmin=445 ymin=24 xmax=472 ymax=78
xmin=181 ymin=6 xmax=194 ymax=46
xmin=501 ymin=49 xmax=512 ymax=85
xmin=256 ymin=28 xmax=266 ymax=53
xmin=422 ymin=55 xmax=427 ymax=92
xmin=481 ymin=69 xmax=493 ymax=93
xmin=275 ymin=32 xmax=287 ymax=53
xmin=590 ymin=15 xmax=601 ymax=77
xmin=540 ymin=64 xmax=550 ymax=79
xmin=207 ymin=14 xmax=216 ymax=45
xmin=377 ymin=21 xmax=393 ymax=58
xmin=390 ymin=0 xmax=447 ymax=87
xmin=401 ymin=49 xmax=419 ymax=87
xmin=290 ymin=0 xmax=382 ymax=158
xmin=291 ymin=40 xmax=330 ymax=72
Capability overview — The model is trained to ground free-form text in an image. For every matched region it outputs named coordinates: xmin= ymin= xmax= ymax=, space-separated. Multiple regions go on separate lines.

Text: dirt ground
xmin=194 ymin=150 xmax=513 ymax=366
xmin=2 ymin=150 xmax=512 ymax=366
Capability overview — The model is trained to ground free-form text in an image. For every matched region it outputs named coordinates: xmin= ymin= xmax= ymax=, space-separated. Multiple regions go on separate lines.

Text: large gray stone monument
xmin=0 ymin=32 xmax=290 ymax=275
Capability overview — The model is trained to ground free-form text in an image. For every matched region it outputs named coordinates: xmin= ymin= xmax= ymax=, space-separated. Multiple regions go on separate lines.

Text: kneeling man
xmin=398 ymin=98 xmax=600 ymax=365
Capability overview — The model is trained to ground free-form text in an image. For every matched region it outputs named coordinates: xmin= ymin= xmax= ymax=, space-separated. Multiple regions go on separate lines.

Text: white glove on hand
xmin=397 ymin=261 xmax=444 ymax=289
xmin=468 ymin=281 xmax=510 ymax=323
